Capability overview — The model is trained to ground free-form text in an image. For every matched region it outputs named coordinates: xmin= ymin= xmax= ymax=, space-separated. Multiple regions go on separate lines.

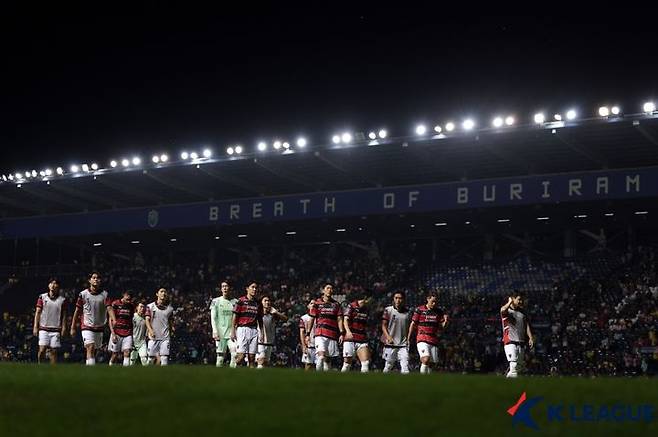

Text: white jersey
xmin=258 ymin=312 xmax=276 ymax=346
xmin=146 ymin=302 xmax=174 ymax=340
xmin=381 ymin=305 xmax=411 ymax=347
xmin=301 ymin=314 xmax=315 ymax=344
xmin=502 ymin=307 xmax=528 ymax=345
xmin=133 ymin=313 xmax=147 ymax=346
xmin=36 ymin=293 xmax=66 ymax=331
xmin=76 ymin=289 xmax=110 ymax=331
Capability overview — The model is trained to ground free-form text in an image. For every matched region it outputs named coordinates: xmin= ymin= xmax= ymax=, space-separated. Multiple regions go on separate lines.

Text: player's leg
xmin=159 ymin=339 xmax=170 ymax=366
xmin=356 ymin=343 xmax=371 ymax=373
xmin=82 ymin=331 xmax=98 ymax=365
xmin=227 ymin=338 xmax=238 ymax=368
xmin=399 ymin=347 xmax=410 ymax=374
xmin=49 ymin=332 xmax=61 ymax=364
xmin=428 ymin=345 xmax=439 ymax=374
xmin=147 ymin=339 xmax=160 ymax=366
xmin=504 ymin=344 xmax=519 ymax=378
xmin=417 ymin=342 xmax=432 ymax=374
xmin=516 ymin=345 xmax=526 ymax=375
xmin=382 ymin=347 xmax=395 ymax=373
xmin=234 ymin=327 xmax=248 ymax=366
xmin=314 ymin=337 xmax=327 ymax=371
xmin=341 ymin=341 xmax=355 ymax=372
xmin=247 ymin=329 xmax=258 ymax=368
xmin=37 ymin=331 xmax=49 ymax=364
xmin=122 ymin=336 xmax=133 ymax=366
xmin=216 ymin=338 xmax=227 ymax=367
xmin=256 ymin=344 xmax=267 ymax=369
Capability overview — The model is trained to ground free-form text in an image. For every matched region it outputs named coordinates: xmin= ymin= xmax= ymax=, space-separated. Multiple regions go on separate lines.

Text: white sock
xmin=383 ymin=362 xmax=393 ymax=373
xmin=160 ymin=356 xmax=168 ymax=366
xmin=140 ymin=356 xmax=149 ymax=366
xmin=123 ymin=357 xmax=130 ymax=366
xmin=316 ymin=358 xmax=324 ymax=371
xmin=420 ymin=364 xmax=427 ymax=374
xmin=507 ymin=361 xmax=518 ymax=377
xmin=216 ymin=356 xmax=224 ymax=367
xmin=323 ymin=361 xmax=330 ymax=371
xmin=341 ymin=362 xmax=350 ymax=372
xmin=108 ymin=359 xmax=114 ymax=366
xmin=257 ymin=364 xmax=263 ymax=369
xmin=360 ymin=361 xmax=369 ymax=373
xmin=147 ymin=357 xmax=155 ymax=366
xmin=401 ymin=362 xmax=410 ymax=374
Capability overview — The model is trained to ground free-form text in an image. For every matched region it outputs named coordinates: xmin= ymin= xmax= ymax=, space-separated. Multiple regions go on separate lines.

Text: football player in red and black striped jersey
xmin=308 ymin=283 xmax=343 ymax=371
xmin=341 ymin=294 xmax=372 ymax=372
xmin=407 ymin=291 xmax=448 ymax=374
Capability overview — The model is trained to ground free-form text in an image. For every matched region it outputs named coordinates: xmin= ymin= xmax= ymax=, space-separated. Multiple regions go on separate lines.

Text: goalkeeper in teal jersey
xmin=210 ymin=281 xmax=238 ymax=367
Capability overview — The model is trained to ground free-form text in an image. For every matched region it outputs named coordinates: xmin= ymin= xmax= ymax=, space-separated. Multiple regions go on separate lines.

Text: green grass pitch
xmin=1 ymin=364 xmax=656 ymax=436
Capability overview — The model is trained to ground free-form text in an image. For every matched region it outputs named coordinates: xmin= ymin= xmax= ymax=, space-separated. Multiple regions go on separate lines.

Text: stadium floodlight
xmin=296 ymin=137 xmax=307 ymax=147
xmin=45 ymin=168 xmax=52 ymax=176
xmin=130 ymin=240 xmax=140 ymax=244
xmin=70 ymin=165 xmax=79 ymax=173
xmin=235 ymin=145 xmax=243 ymax=154
xmin=39 ymin=171 xmax=45 ymax=177
xmin=598 ymin=106 xmax=610 ymax=117
xmin=203 ymin=148 xmax=212 ymax=158
xmin=378 ymin=129 xmax=387 ymax=139
xmin=492 ymin=117 xmax=504 ymax=128
xmin=462 ymin=119 xmax=475 ymax=130
xmin=283 ymin=141 xmax=290 ymax=149
xmin=1 ymin=175 xmax=6 ymax=181
xmin=160 ymin=154 xmax=168 ymax=162
xmin=566 ymin=109 xmax=577 ymax=120
xmin=181 ymin=151 xmax=189 ymax=160
xmin=31 ymin=170 xmax=37 ymax=177
xmin=214 ymin=236 xmax=220 ymax=240
xmin=93 ymin=243 xmax=102 ymax=247
xmin=341 ymin=132 xmax=352 ymax=143
xmin=152 ymin=155 xmax=160 ymax=163
xmin=91 ymin=163 xmax=99 ymax=171
xmin=110 ymin=160 xmax=118 ymax=168
xmin=81 ymin=164 xmax=89 ymax=172
xmin=415 ymin=124 xmax=427 ymax=135
xmin=643 ymin=101 xmax=656 ymax=113
xmin=368 ymin=131 xmax=377 ymax=140
xmin=170 ymin=238 xmax=177 ymax=242
xmin=15 ymin=172 xmax=23 ymax=179
xmin=505 ymin=116 xmax=515 ymax=126
xmin=24 ymin=171 xmax=30 ymax=178
xmin=132 ymin=157 xmax=141 ymax=166
xmin=553 ymin=113 xmax=562 ymax=121
xmin=445 ymin=122 xmax=455 ymax=132
xmin=190 ymin=152 xmax=198 ymax=160
xmin=226 ymin=147 xmax=235 ymax=155
xmin=611 ymin=106 xmax=621 ymax=115
xmin=121 ymin=159 xmax=130 ymax=167
xmin=56 ymin=167 xmax=64 ymax=175
xmin=331 ymin=135 xmax=341 ymax=144
xmin=534 ymin=113 xmax=545 ymax=124
xmin=257 ymin=142 xmax=267 ymax=151
xmin=434 ymin=125 xmax=442 ymax=133
xmin=238 ymin=234 xmax=247 ymax=238
xmin=8 ymin=174 xmax=14 ymax=180
xmin=273 ymin=141 xmax=282 ymax=150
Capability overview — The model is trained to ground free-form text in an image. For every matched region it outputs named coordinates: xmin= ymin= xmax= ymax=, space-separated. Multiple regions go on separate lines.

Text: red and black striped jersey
xmin=344 ymin=300 xmax=368 ymax=342
xmin=233 ymin=296 xmax=262 ymax=328
xmin=111 ymin=299 xmax=135 ymax=337
xmin=411 ymin=305 xmax=443 ymax=346
xmin=310 ymin=298 xmax=342 ymax=340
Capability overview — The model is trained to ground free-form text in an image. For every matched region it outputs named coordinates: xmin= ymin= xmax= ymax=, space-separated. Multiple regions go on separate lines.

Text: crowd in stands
xmin=1 ymin=243 xmax=656 ymax=376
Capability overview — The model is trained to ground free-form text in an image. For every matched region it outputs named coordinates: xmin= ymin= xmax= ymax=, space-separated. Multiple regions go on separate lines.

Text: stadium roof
xmin=1 ymin=114 xmax=658 ymax=219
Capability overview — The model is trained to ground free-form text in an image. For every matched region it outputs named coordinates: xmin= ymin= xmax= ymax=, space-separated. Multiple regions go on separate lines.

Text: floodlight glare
xmin=203 ymin=148 xmax=212 ymax=158
xmin=297 ymin=137 xmax=307 ymax=147
xmin=434 ymin=125 xmax=442 ymax=133
xmin=226 ymin=147 xmax=235 ymax=155
xmin=31 ymin=170 xmax=37 ymax=178
xmin=505 ymin=116 xmax=515 ymax=126
xmin=45 ymin=169 xmax=52 ymax=176
xmin=160 ymin=154 xmax=168 ymax=162
xmin=492 ymin=117 xmax=504 ymax=128
xmin=70 ymin=165 xmax=79 ymax=173
xmin=378 ymin=129 xmax=387 ymax=139
xmin=643 ymin=101 xmax=656 ymax=113
xmin=598 ymin=106 xmax=610 ymax=117
xmin=534 ymin=113 xmax=545 ymax=124
xmin=181 ymin=151 xmax=189 ymax=160
xmin=56 ymin=167 xmax=64 ymax=175
xmin=121 ymin=159 xmax=130 ymax=167
xmin=611 ymin=106 xmax=620 ymax=115
xmin=132 ymin=157 xmax=141 ymax=166
xmin=190 ymin=152 xmax=198 ymax=160
xmin=81 ymin=164 xmax=89 ymax=172
xmin=415 ymin=124 xmax=427 ymax=135
xmin=15 ymin=173 xmax=22 ymax=179
xmin=235 ymin=146 xmax=243 ymax=154
xmin=91 ymin=163 xmax=98 ymax=171
xmin=273 ymin=141 xmax=282 ymax=149
xmin=257 ymin=142 xmax=267 ymax=151
xmin=283 ymin=142 xmax=290 ymax=149
xmin=368 ymin=132 xmax=377 ymax=140
xmin=554 ymin=113 xmax=562 ymax=121
xmin=152 ymin=155 xmax=160 ymax=163
xmin=110 ymin=160 xmax=118 ymax=168
xmin=462 ymin=119 xmax=475 ymax=130
xmin=39 ymin=171 xmax=45 ymax=177
xmin=341 ymin=132 xmax=352 ymax=143
xmin=445 ymin=122 xmax=455 ymax=132
xmin=566 ymin=109 xmax=577 ymax=120
xmin=8 ymin=174 xmax=14 ymax=180
xmin=332 ymin=135 xmax=341 ymax=144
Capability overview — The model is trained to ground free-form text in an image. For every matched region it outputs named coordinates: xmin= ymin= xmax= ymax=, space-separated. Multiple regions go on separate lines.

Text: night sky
xmin=2 ymin=11 xmax=657 ymax=171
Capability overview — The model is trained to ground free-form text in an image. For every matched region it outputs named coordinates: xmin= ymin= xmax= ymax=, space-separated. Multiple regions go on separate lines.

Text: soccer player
xmin=341 ymin=294 xmax=371 ymax=373
xmin=33 ymin=278 xmax=67 ymax=364
xmin=500 ymin=291 xmax=535 ymax=378
xmin=231 ymin=281 xmax=264 ymax=368
xmin=70 ymin=272 xmax=116 ymax=366
xmin=145 ymin=288 xmax=174 ymax=366
xmin=407 ymin=291 xmax=448 ymax=374
xmin=210 ymin=281 xmax=238 ymax=368
xmin=256 ymin=296 xmax=288 ymax=368
xmin=130 ymin=301 xmax=149 ymax=366
xmin=299 ymin=300 xmax=316 ymax=371
xmin=109 ymin=290 xmax=135 ymax=366
xmin=381 ymin=291 xmax=411 ymax=374
xmin=308 ymin=283 xmax=343 ymax=372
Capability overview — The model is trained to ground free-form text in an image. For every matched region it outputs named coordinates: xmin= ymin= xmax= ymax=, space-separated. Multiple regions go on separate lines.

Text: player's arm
xmin=145 ymin=311 xmax=155 ymax=340
xmin=407 ymin=320 xmax=416 ymax=346
xmin=299 ymin=321 xmax=307 ymax=353
xmin=231 ymin=313 xmax=238 ymax=341
xmin=526 ymin=320 xmax=534 ymax=349
xmin=210 ymin=302 xmax=219 ymax=340
xmin=343 ymin=313 xmax=353 ymax=340
xmin=441 ymin=313 xmax=449 ymax=329
xmin=500 ymin=296 xmax=513 ymax=316
xmin=60 ymin=305 xmax=67 ymax=337
xmin=271 ymin=307 xmax=288 ymax=322
xmin=33 ymin=299 xmax=42 ymax=337
xmin=107 ymin=305 xmax=117 ymax=340
xmin=338 ymin=314 xmax=345 ymax=344
xmin=70 ymin=306 xmax=81 ymax=337
xmin=381 ymin=310 xmax=393 ymax=344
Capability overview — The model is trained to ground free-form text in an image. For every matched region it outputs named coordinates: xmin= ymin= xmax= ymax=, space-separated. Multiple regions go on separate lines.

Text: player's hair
xmin=510 ymin=290 xmax=523 ymax=298
xmin=48 ymin=277 xmax=61 ymax=286
xmin=393 ymin=291 xmax=406 ymax=299
xmin=356 ymin=290 xmax=371 ymax=301
xmin=246 ymin=281 xmax=258 ymax=288
xmin=426 ymin=290 xmax=438 ymax=300
xmin=136 ymin=299 xmax=147 ymax=306
xmin=261 ymin=295 xmax=271 ymax=302
xmin=156 ymin=287 xmax=167 ymax=295
xmin=323 ymin=282 xmax=334 ymax=289
xmin=123 ymin=289 xmax=133 ymax=297
xmin=88 ymin=271 xmax=101 ymax=280
xmin=220 ymin=280 xmax=230 ymax=287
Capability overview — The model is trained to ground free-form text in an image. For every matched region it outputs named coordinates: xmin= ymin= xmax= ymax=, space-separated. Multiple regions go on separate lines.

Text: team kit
xmin=33 ymin=272 xmax=534 ymax=375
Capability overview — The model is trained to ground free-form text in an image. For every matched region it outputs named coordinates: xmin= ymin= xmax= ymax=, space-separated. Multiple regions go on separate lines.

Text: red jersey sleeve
xmin=382 ymin=308 xmax=390 ymax=322
xmin=145 ymin=306 xmax=152 ymax=319
xmin=233 ymin=299 xmax=243 ymax=315
xmin=36 ymin=296 xmax=44 ymax=309
xmin=105 ymin=296 xmax=112 ymax=307
xmin=76 ymin=293 xmax=84 ymax=309
xmin=309 ymin=301 xmax=318 ymax=318
xmin=412 ymin=307 xmax=420 ymax=323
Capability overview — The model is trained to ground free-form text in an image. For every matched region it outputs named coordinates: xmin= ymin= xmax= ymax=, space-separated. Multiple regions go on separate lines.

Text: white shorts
xmin=417 ymin=342 xmax=439 ymax=363
xmin=382 ymin=346 xmax=409 ymax=364
xmin=314 ymin=336 xmax=339 ymax=357
xmin=38 ymin=330 xmax=61 ymax=348
xmin=82 ymin=330 xmax=103 ymax=348
xmin=504 ymin=343 xmax=526 ymax=363
xmin=148 ymin=339 xmax=171 ymax=357
xmin=256 ymin=344 xmax=273 ymax=361
xmin=342 ymin=341 xmax=369 ymax=358
xmin=236 ymin=326 xmax=259 ymax=355
xmin=110 ymin=335 xmax=133 ymax=353
xmin=302 ymin=347 xmax=316 ymax=364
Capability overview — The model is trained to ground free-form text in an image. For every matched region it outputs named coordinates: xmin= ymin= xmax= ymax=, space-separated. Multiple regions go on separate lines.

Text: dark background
xmin=2 ymin=10 xmax=657 ymax=170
